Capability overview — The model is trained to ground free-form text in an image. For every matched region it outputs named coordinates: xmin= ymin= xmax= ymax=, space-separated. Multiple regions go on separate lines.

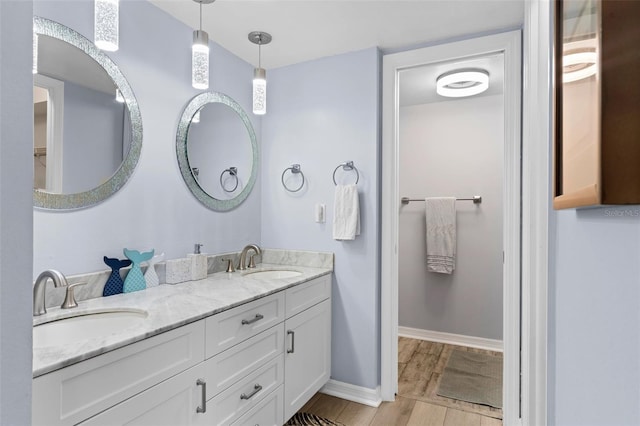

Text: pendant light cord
xmin=199 ymin=3 xmax=202 ymax=31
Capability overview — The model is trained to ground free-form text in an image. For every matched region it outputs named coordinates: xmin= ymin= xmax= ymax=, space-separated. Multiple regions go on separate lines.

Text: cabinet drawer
xmin=78 ymin=363 xmax=207 ymax=426
xmin=205 ymin=323 xmax=284 ymax=396
xmin=230 ymin=385 xmax=284 ymax=426
xmin=206 ymin=355 xmax=284 ymax=426
xmin=205 ymin=292 xmax=284 ymax=357
xmin=33 ymin=320 xmax=205 ymax=426
xmin=285 ymin=274 xmax=331 ymax=318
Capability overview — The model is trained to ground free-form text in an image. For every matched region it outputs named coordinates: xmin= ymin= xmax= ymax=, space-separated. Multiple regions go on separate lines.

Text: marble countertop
xmin=33 ymin=263 xmax=332 ymax=378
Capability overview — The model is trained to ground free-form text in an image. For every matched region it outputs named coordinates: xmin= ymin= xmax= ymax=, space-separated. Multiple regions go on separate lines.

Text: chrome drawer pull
xmin=287 ymin=330 xmax=295 ymax=354
xmin=241 ymin=313 xmax=264 ymax=325
xmin=196 ymin=379 xmax=207 ymax=413
xmin=240 ymin=383 xmax=263 ymax=400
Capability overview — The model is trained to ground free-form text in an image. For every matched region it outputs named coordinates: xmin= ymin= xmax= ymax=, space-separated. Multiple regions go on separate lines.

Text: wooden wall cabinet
xmin=553 ymin=0 xmax=640 ymax=209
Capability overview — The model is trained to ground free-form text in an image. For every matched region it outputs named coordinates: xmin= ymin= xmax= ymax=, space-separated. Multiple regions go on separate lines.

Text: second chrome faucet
xmin=237 ymin=244 xmax=261 ymax=271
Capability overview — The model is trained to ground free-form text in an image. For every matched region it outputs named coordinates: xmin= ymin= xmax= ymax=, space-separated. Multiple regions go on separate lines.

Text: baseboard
xmin=320 ymin=379 xmax=382 ymax=408
xmin=398 ymin=326 xmax=503 ymax=352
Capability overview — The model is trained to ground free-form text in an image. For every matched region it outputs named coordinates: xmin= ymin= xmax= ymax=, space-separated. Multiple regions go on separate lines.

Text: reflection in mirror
xmin=177 ymin=92 xmax=258 ymax=211
xmin=186 ymin=102 xmax=252 ymax=199
xmin=560 ymin=0 xmax=598 ymax=194
xmin=33 ymin=17 xmax=142 ymax=210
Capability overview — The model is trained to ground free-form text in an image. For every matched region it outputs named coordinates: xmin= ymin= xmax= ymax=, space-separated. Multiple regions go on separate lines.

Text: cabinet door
xmin=284 ymin=299 xmax=331 ymax=421
xmin=79 ymin=363 xmax=208 ymax=426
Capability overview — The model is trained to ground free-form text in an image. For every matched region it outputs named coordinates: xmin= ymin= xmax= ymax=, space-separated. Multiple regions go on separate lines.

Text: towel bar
xmin=401 ymin=196 xmax=482 ymax=204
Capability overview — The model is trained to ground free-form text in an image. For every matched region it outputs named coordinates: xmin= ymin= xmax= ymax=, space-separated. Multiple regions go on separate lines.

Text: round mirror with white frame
xmin=176 ymin=92 xmax=258 ymax=211
xmin=33 ymin=16 xmax=142 ymax=210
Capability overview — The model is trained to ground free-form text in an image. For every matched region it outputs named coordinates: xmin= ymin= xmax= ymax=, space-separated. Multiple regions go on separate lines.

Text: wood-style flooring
xmin=297 ymin=338 xmax=503 ymax=426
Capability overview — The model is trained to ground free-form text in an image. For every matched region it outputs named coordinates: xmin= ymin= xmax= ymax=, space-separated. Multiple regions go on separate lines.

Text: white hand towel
xmin=425 ymin=197 xmax=456 ymax=274
xmin=333 ymin=184 xmax=360 ymax=240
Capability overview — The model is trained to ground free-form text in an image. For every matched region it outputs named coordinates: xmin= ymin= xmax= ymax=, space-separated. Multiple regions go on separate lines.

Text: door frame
xmin=381 ymin=30 xmax=536 ymax=425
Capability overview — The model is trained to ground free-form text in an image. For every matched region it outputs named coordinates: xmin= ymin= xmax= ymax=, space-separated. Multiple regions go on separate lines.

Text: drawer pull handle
xmin=241 ymin=313 xmax=264 ymax=325
xmin=196 ymin=379 xmax=207 ymax=413
xmin=287 ymin=330 xmax=295 ymax=354
xmin=240 ymin=383 xmax=263 ymax=400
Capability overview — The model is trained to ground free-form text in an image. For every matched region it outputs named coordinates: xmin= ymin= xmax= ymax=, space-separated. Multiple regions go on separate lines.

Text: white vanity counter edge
xmin=33 ymin=263 xmax=333 ymax=377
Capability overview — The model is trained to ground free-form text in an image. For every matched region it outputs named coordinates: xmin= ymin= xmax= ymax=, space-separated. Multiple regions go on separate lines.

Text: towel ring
xmin=281 ymin=164 xmax=305 ymax=192
xmin=332 ymin=161 xmax=359 ymax=186
xmin=219 ymin=167 xmax=239 ymax=192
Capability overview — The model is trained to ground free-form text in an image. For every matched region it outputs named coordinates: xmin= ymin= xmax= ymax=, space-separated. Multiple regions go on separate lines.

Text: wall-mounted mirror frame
xmin=176 ymin=92 xmax=258 ymax=211
xmin=33 ymin=16 xmax=142 ymax=210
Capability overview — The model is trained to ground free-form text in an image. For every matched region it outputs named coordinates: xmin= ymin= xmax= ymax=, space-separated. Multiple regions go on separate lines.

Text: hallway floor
xmin=297 ymin=338 xmax=503 ymax=425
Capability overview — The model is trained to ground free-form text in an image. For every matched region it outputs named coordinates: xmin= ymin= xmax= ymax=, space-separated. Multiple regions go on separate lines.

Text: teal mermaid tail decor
xmin=123 ymin=248 xmax=154 ymax=293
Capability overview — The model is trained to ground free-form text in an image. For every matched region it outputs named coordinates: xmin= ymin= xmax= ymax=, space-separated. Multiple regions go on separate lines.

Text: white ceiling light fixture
xmin=436 ymin=69 xmax=490 ymax=98
xmin=192 ymin=0 xmax=214 ymax=90
xmin=249 ymin=31 xmax=271 ymax=115
xmin=563 ymin=50 xmax=597 ymax=83
xmin=94 ymin=0 xmax=119 ymax=51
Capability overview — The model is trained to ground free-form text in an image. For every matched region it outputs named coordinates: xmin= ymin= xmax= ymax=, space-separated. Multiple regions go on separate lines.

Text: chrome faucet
xmin=237 ymin=244 xmax=261 ymax=271
xmin=33 ymin=269 xmax=69 ymax=316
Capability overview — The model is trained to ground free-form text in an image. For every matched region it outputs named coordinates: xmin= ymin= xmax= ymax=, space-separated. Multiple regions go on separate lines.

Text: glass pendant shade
xmin=33 ymin=32 xmax=38 ymax=74
xmin=253 ymin=68 xmax=266 ymax=115
xmin=94 ymin=0 xmax=119 ymax=51
xmin=192 ymin=30 xmax=209 ymax=90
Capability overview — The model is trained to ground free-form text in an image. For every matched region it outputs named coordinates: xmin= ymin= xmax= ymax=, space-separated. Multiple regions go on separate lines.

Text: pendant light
xmin=192 ymin=0 xmax=215 ymax=90
xmin=248 ymin=31 xmax=272 ymax=115
xmin=115 ymin=89 xmax=124 ymax=103
xmin=33 ymin=31 xmax=38 ymax=74
xmin=94 ymin=0 xmax=119 ymax=51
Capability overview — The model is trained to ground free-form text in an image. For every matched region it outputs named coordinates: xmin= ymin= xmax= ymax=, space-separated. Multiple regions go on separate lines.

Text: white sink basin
xmin=244 ymin=270 xmax=302 ymax=280
xmin=33 ymin=309 xmax=148 ymax=348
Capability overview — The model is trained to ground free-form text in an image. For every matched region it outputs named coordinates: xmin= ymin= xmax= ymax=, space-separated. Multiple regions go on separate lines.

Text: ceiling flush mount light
xmin=436 ymin=69 xmax=490 ymax=98
xmin=192 ymin=0 xmax=215 ymax=90
xmin=94 ymin=0 xmax=119 ymax=51
xmin=563 ymin=50 xmax=597 ymax=83
xmin=249 ymin=31 xmax=272 ymax=115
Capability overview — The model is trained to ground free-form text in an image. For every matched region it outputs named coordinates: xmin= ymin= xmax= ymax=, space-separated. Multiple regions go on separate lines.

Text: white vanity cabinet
xmin=32 ymin=321 xmax=206 ymax=426
xmin=33 ymin=273 xmax=332 ymax=426
xmin=284 ymin=278 xmax=332 ymax=421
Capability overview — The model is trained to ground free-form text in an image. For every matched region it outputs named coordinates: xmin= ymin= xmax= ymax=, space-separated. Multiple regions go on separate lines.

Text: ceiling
xmin=150 ymin=0 xmax=524 ymax=70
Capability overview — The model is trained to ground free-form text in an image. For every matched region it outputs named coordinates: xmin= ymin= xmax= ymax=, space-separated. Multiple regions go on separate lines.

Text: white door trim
xmin=521 ymin=1 xmax=551 ymax=424
xmin=381 ymin=30 xmax=529 ymax=426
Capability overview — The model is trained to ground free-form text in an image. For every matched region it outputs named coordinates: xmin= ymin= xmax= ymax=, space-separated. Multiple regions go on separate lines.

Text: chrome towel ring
xmin=281 ymin=164 xmax=305 ymax=192
xmin=332 ymin=161 xmax=359 ymax=185
xmin=220 ymin=167 xmax=239 ymax=192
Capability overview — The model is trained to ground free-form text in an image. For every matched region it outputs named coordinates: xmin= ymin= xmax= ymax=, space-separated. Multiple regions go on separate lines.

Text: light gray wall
xmin=62 ymin=81 xmax=125 ymax=194
xmin=0 ymin=0 xmax=34 ymax=423
xmin=33 ymin=0 xmax=261 ymax=277
xmin=551 ymin=207 xmax=640 ymax=425
xmin=398 ymin=94 xmax=503 ymax=340
xmin=261 ymin=48 xmax=381 ymax=389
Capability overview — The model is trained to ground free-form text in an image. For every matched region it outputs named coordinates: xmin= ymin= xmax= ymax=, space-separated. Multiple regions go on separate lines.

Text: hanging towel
xmin=425 ymin=197 xmax=456 ymax=274
xmin=333 ymin=184 xmax=360 ymax=240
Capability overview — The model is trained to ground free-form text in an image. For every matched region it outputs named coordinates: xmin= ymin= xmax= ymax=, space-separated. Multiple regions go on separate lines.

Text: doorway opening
xmin=381 ymin=31 xmax=522 ymax=425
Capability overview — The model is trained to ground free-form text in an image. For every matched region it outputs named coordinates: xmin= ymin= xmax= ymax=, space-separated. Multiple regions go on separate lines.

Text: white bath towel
xmin=333 ymin=184 xmax=360 ymax=240
xmin=425 ymin=197 xmax=456 ymax=274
